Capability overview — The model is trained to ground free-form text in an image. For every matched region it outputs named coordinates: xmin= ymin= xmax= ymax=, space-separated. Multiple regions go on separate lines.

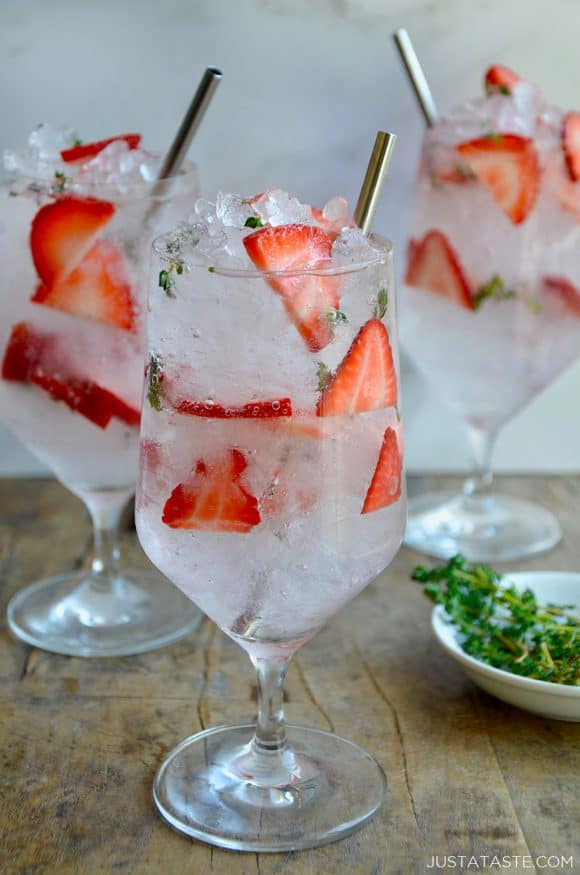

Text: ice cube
xmin=216 ymin=192 xmax=255 ymax=227
xmin=253 ymin=189 xmax=312 ymax=226
xmin=332 ymin=226 xmax=376 ymax=264
xmin=28 ymin=123 xmax=78 ymax=161
xmin=322 ymin=196 xmax=349 ymax=224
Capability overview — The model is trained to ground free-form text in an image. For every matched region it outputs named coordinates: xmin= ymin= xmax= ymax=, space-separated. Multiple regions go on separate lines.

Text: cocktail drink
xmin=0 ymin=126 xmax=201 ymax=655
xmin=136 ymin=189 xmax=406 ymax=850
xmin=402 ymin=65 xmax=580 ymax=560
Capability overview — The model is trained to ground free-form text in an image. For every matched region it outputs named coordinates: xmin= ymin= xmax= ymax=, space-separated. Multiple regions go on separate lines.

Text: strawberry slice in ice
xmin=32 ymin=239 xmax=135 ymax=332
xmin=317 ymin=319 xmax=397 ymax=417
xmin=243 ymin=223 xmax=339 ymax=352
xmin=60 ymin=134 xmax=141 ymax=163
xmin=405 ymin=230 xmax=473 ymax=310
xmin=362 ymin=427 xmax=402 ymax=514
xmin=484 ymin=64 xmax=521 ymax=96
xmin=162 ymin=448 xmax=261 ymax=532
xmin=456 ymin=134 xmax=540 ymax=225
xmin=176 ymin=397 xmax=293 ymax=419
xmin=1 ymin=322 xmax=139 ymax=429
xmin=30 ymin=196 xmax=115 ymax=287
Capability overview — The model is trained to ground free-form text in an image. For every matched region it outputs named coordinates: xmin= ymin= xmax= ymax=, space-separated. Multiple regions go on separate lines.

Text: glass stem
xmin=85 ymin=495 xmax=127 ymax=581
xmin=463 ymin=425 xmax=496 ymax=501
xmin=251 ymin=656 xmax=290 ymax=754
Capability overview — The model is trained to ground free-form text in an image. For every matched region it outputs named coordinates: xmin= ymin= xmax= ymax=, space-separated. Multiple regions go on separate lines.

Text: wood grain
xmin=0 ymin=476 xmax=578 ymax=874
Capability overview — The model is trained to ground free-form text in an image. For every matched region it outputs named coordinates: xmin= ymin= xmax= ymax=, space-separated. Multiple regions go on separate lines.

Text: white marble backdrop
xmin=1 ymin=0 xmax=579 ymax=474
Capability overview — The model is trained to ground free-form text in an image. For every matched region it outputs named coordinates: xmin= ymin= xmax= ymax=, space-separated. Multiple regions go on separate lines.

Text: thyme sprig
xmin=413 ymin=555 xmax=579 ymax=685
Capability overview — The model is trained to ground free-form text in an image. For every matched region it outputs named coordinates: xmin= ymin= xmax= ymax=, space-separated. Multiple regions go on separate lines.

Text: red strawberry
xmin=30 ymin=196 xmax=115 ymax=287
xmin=1 ymin=323 xmax=140 ymax=429
xmin=456 ymin=135 xmax=539 ymax=224
xmin=1 ymin=321 xmax=49 ymax=380
xmin=484 ymin=65 xmax=520 ymax=96
xmin=405 ymin=230 xmax=473 ymax=310
xmin=60 ymin=134 xmax=141 ymax=163
xmin=177 ymin=397 xmax=292 ymax=419
xmin=562 ymin=112 xmax=580 ymax=182
xmin=243 ymin=224 xmax=339 ymax=351
xmin=162 ymin=448 xmax=261 ymax=532
xmin=32 ymin=240 xmax=135 ymax=331
xmin=362 ymin=427 xmax=402 ymax=514
xmin=317 ymin=319 xmax=397 ymax=417
xmin=543 ymin=275 xmax=580 ymax=317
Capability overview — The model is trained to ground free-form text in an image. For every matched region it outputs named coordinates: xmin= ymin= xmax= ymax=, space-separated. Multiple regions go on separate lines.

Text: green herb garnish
xmin=374 ymin=288 xmax=388 ymax=320
xmin=147 ymin=354 xmax=163 ymax=411
xmin=53 ymin=170 xmax=68 ymax=193
xmin=527 ymin=297 xmax=542 ymax=314
xmin=158 ymin=258 xmax=184 ymax=297
xmin=472 ymin=274 xmax=516 ymax=309
xmin=244 ymin=216 xmax=263 ymax=228
xmin=499 ymin=86 xmax=511 ymax=96
xmin=208 ymin=266 xmax=215 ymax=273
xmin=484 ymin=131 xmax=503 ymax=143
xmin=413 ymin=556 xmax=580 ymax=685
xmin=326 ymin=309 xmax=347 ymax=325
xmin=316 ymin=362 xmax=332 ymax=392
xmin=73 ymin=138 xmax=83 ymax=147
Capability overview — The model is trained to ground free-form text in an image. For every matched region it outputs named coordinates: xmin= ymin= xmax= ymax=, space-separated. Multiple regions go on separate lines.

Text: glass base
xmin=405 ymin=490 xmax=562 ymax=562
xmin=7 ymin=570 xmax=202 ymax=657
xmin=153 ymin=723 xmax=386 ymax=852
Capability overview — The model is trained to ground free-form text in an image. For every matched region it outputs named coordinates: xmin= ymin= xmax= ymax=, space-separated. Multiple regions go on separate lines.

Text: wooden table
xmin=1 ymin=475 xmax=578 ymax=874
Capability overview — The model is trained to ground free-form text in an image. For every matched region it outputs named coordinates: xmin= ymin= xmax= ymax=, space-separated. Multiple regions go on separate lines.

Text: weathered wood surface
xmin=0 ymin=475 xmax=578 ymax=875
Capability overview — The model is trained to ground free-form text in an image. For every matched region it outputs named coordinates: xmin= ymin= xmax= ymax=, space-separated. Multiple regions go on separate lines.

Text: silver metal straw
xmin=353 ymin=130 xmax=397 ymax=235
xmin=393 ymin=28 xmax=439 ymax=127
xmin=156 ymin=66 xmax=223 ymax=181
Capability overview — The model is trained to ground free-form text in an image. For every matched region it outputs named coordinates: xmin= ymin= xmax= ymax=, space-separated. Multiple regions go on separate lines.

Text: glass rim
xmin=152 ymin=230 xmax=392 ymax=279
xmin=3 ymin=157 xmax=199 ymax=202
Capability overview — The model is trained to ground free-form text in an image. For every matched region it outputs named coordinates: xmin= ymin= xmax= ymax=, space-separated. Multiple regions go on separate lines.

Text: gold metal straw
xmin=156 ymin=66 xmax=223 ymax=181
xmin=393 ymin=28 xmax=439 ymax=128
xmin=353 ymin=131 xmax=397 ymax=235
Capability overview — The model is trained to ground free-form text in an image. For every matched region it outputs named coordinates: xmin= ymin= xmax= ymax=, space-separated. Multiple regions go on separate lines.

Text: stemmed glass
xmin=401 ymin=116 xmax=580 ymax=562
xmin=135 ymin=215 xmax=406 ymax=851
xmin=1 ymin=150 xmax=202 ymax=656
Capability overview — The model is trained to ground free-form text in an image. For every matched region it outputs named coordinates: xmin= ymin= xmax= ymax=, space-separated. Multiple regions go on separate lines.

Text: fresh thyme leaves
xmin=244 ymin=215 xmax=263 ymax=228
xmin=53 ymin=170 xmax=69 ymax=193
xmin=73 ymin=138 xmax=83 ymax=147
xmin=473 ymin=274 xmax=516 ymax=309
xmin=413 ymin=555 xmax=580 ymax=685
xmin=147 ymin=354 xmax=163 ymax=410
xmin=158 ymin=258 xmax=184 ymax=297
xmin=208 ymin=266 xmax=215 ymax=273
xmin=316 ymin=362 xmax=332 ymax=392
xmin=374 ymin=288 xmax=388 ymax=320
xmin=326 ymin=309 xmax=347 ymax=325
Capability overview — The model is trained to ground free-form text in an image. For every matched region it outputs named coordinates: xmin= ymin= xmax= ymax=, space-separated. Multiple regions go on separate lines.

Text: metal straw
xmin=393 ymin=28 xmax=439 ymax=127
xmin=156 ymin=66 xmax=222 ymax=181
xmin=353 ymin=130 xmax=397 ymax=235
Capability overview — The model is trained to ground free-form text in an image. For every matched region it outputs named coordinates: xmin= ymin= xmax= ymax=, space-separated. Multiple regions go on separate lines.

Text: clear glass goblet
xmin=401 ymin=128 xmax=580 ymax=561
xmin=135 ymin=222 xmax=406 ymax=851
xmin=1 ymin=156 xmax=202 ymax=656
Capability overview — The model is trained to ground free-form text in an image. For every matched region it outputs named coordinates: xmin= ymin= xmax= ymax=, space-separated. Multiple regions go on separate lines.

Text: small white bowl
xmin=432 ymin=571 xmax=580 ymax=722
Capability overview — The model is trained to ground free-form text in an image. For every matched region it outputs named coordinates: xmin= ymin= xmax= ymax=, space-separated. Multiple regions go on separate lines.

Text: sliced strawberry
xmin=177 ymin=397 xmax=292 ymax=419
xmin=1 ymin=322 xmax=140 ymax=429
xmin=484 ymin=65 xmax=520 ymax=96
xmin=162 ymin=448 xmax=261 ymax=532
xmin=405 ymin=230 xmax=473 ymax=310
xmin=1 ymin=321 xmax=49 ymax=380
xmin=30 ymin=196 xmax=115 ymax=287
xmin=243 ymin=224 xmax=339 ymax=351
xmin=32 ymin=240 xmax=135 ymax=331
xmin=542 ymin=275 xmax=580 ymax=317
xmin=60 ymin=134 xmax=141 ymax=163
xmin=362 ymin=427 xmax=402 ymax=514
xmin=317 ymin=319 xmax=397 ymax=417
xmin=456 ymin=135 xmax=539 ymax=224
xmin=562 ymin=112 xmax=580 ymax=182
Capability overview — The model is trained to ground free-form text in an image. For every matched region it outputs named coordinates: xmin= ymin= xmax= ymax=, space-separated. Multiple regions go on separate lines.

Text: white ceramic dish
xmin=432 ymin=571 xmax=580 ymax=722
